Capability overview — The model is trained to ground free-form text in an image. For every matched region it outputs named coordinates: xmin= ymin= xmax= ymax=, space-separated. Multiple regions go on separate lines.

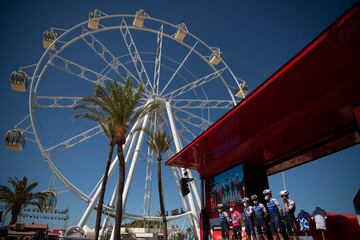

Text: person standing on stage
xmin=263 ymin=189 xmax=284 ymax=240
xmin=230 ymin=175 xmax=236 ymax=203
xmin=235 ymin=174 xmax=244 ymax=201
xmin=218 ymin=204 xmax=230 ymax=240
xmin=280 ymin=190 xmax=299 ymax=240
xmin=251 ymin=194 xmax=268 ymax=240
xmin=230 ymin=207 xmax=242 ymax=240
xmin=242 ymin=197 xmax=256 ymax=240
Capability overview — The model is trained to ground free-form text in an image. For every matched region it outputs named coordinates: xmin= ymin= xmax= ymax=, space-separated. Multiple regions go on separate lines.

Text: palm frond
xmin=25 ymin=182 xmax=38 ymax=194
xmin=139 ymin=128 xmax=173 ymax=157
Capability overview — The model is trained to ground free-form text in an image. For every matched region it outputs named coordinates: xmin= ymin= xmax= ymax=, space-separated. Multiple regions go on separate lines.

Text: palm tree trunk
xmin=94 ymin=142 xmax=115 ymax=240
xmin=157 ymin=156 xmax=168 ymax=240
xmin=114 ymin=145 xmax=125 ymax=240
xmin=10 ymin=208 xmax=20 ymax=224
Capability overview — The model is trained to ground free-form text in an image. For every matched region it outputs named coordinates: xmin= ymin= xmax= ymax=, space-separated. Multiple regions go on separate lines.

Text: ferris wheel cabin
xmin=174 ymin=23 xmax=188 ymax=42
xmin=43 ymin=30 xmax=57 ymax=50
xmin=133 ymin=9 xmax=149 ymax=28
xmin=88 ymin=10 xmax=100 ymax=30
xmin=10 ymin=70 xmax=28 ymax=92
xmin=40 ymin=190 xmax=57 ymax=211
xmin=4 ymin=129 xmax=25 ymax=152
xmin=209 ymin=48 xmax=223 ymax=65
xmin=235 ymin=82 xmax=249 ymax=99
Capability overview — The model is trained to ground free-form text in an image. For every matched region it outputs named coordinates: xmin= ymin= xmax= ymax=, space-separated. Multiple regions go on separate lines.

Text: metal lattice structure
xmin=5 ymin=9 xmax=248 ymax=239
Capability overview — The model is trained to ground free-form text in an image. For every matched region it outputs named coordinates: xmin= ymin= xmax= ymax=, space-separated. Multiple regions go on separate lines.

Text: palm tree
xmin=142 ymin=129 xmax=172 ymax=240
xmin=75 ymin=79 xmax=144 ymax=240
xmin=0 ymin=176 xmax=46 ymax=224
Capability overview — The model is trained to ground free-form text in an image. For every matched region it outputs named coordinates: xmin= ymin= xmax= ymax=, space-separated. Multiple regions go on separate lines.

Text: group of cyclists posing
xmin=210 ymin=174 xmax=245 ymax=207
xmin=218 ymin=189 xmax=298 ymax=240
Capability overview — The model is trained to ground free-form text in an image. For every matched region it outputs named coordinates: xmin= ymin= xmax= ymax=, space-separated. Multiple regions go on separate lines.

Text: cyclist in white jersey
xmin=280 ymin=190 xmax=299 ymax=240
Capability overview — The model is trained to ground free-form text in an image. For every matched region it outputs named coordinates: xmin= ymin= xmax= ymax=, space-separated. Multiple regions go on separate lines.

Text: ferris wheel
xmin=5 ymin=9 xmax=248 ymax=239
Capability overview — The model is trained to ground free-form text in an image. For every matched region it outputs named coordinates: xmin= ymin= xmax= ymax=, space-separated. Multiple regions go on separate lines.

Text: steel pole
xmin=165 ymin=101 xmax=200 ymax=240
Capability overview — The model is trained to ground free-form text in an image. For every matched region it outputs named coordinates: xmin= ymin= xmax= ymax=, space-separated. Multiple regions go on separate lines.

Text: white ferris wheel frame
xmin=23 ymin=10 xmax=247 ymax=239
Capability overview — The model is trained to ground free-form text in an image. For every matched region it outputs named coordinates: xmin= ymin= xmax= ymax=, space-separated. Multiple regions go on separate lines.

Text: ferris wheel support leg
xmin=165 ymin=102 xmax=200 ymax=240
xmin=171 ymin=166 xmax=196 ymax=236
xmin=78 ymin=120 xmax=141 ymax=228
xmin=187 ymin=170 xmax=202 ymax=209
xmin=122 ymin=114 xmax=150 ymax=207
xmin=99 ymin=184 xmax=118 ymax=239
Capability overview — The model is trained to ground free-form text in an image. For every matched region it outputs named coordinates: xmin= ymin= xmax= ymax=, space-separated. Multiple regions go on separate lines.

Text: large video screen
xmin=208 ymin=164 xmax=245 ymax=210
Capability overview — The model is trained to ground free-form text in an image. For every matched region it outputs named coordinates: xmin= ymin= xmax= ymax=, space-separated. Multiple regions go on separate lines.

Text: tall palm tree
xmin=0 ymin=176 xmax=46 ymax=224
xmin=142 ymin=129 xmax=172 ymax=240
xmin=75 ymin=79 xmax=144 ymax=240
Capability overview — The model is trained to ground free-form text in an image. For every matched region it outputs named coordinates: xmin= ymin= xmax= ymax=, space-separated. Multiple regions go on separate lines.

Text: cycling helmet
xmin=263 ymin=189 xmax=272 ymax=195
xmin=250 ymin=194 xmax=258 ymax=200
xmin=280 ymin=190 xmax=289 ymax=197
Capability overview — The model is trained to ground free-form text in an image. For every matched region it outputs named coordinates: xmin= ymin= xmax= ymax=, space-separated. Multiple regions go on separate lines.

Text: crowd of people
xmin=217 ymin=189 xmax=298 ymax=240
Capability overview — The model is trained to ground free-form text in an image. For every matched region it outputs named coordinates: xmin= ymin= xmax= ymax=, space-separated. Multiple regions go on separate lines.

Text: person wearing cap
xmin=251 ymin=194 xmax=268 ymax=240
xmin=263 ymin=189 xmax=284 ymax=240
xmin=229 ymin=207 xmax=242 ymax=240
xmin=280 ymin=190 xmax=299 ymax=240
xmin=242 ymin=197 xmax=255 ymax=240
xmin=218 ymin=204 xmax=230 ymax=239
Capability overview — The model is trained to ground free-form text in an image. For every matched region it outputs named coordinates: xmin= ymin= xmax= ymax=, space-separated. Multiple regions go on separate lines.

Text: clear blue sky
xmin=0 ymin=0 xmax=359 ymax=230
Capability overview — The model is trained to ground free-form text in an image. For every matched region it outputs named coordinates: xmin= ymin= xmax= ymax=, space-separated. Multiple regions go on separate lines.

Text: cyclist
xmin=251 ymin=194 xmax=268 ymax=240
xmin=263 ymin=189 xmax=284 ymax=240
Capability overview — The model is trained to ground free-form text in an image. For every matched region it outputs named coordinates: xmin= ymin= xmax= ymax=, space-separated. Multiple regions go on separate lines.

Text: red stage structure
xmin=167 ymin=2 xmax=360 ymax=239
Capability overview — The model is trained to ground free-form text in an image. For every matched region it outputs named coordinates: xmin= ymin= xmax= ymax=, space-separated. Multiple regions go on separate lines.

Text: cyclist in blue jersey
xmin=235 ymin=174 xmax=243 ymax=202
xmin=242 ymin=197 xmax=256 ymax=240
xmin=225 ymin=177 xmax=231 ymax=204
xmin=263 ymin=189 xmax=284 ymax=240
xmin=280 ymin=190 xmax=299 ymax=240
xmin=222 ymin=181 xmax=228 ymax=205
xmin=230 ymin=175 xmax=236 ymax=203
xmin=250 ymin=194 xmax=268 ymax=240
xmin=218 ymin=204 xmax=230 ymax=239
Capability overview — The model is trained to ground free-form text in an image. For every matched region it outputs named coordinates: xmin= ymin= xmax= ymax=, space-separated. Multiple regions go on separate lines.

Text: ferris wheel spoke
xmin=176 ymin=114 xmax=211 ymax=132
xmin=119 ymin=19 xmax=154 ymax=93
xmin=48 ymin=54 xmax=113 ymax=85
xmin=173 ymin=116 xmax=197 ymax=140
xmin=163 ymin=67 xmax=227 ymax=99
xmin=33 ymin=96 xmax=84 ymax=108
xmin=173 ymin=106 xmax=213 ymax=131
xmin=44 ymin=125 xmax=103 ymax=156
xmin=33 ymin=95 xmax=147 ymax=109
xmin=81 ymin=27 xmax=149 ymax=95
xmin=160 ymin=42 xmax=198 ymax=95
xmin=171 ymin=99 xmax=237 ymax=109
xmin=161 ymin=112 xmax=195 ymax=144
xmin=153 ymin=25 xmax=164 ymax=94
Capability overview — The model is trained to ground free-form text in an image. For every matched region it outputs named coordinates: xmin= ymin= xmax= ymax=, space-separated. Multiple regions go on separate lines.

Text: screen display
xmin=208 ymin=164 xmax=245 ymax=210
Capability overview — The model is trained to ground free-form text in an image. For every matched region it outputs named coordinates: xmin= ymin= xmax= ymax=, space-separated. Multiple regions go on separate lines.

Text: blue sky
xmin=0 ymin=0 xmax=359 ymax=230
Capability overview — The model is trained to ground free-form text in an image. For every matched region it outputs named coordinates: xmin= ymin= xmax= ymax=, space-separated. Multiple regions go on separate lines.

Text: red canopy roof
xmin=166 ymin=3 xmax=360 ymax=178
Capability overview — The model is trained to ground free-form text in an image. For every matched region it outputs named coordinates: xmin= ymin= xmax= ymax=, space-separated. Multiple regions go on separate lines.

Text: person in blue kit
xmin=218 ymin=204 xmax=230 ymax=239
xmin=280 ymin=190 xmax=299 ymax=240
xmin=263 ymin=189 xmax=284 ymax=240
xmin=250 ymin=194 xmax=268 ymax=240
xmin=242 ymin=197 xmax=256 ymax=240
